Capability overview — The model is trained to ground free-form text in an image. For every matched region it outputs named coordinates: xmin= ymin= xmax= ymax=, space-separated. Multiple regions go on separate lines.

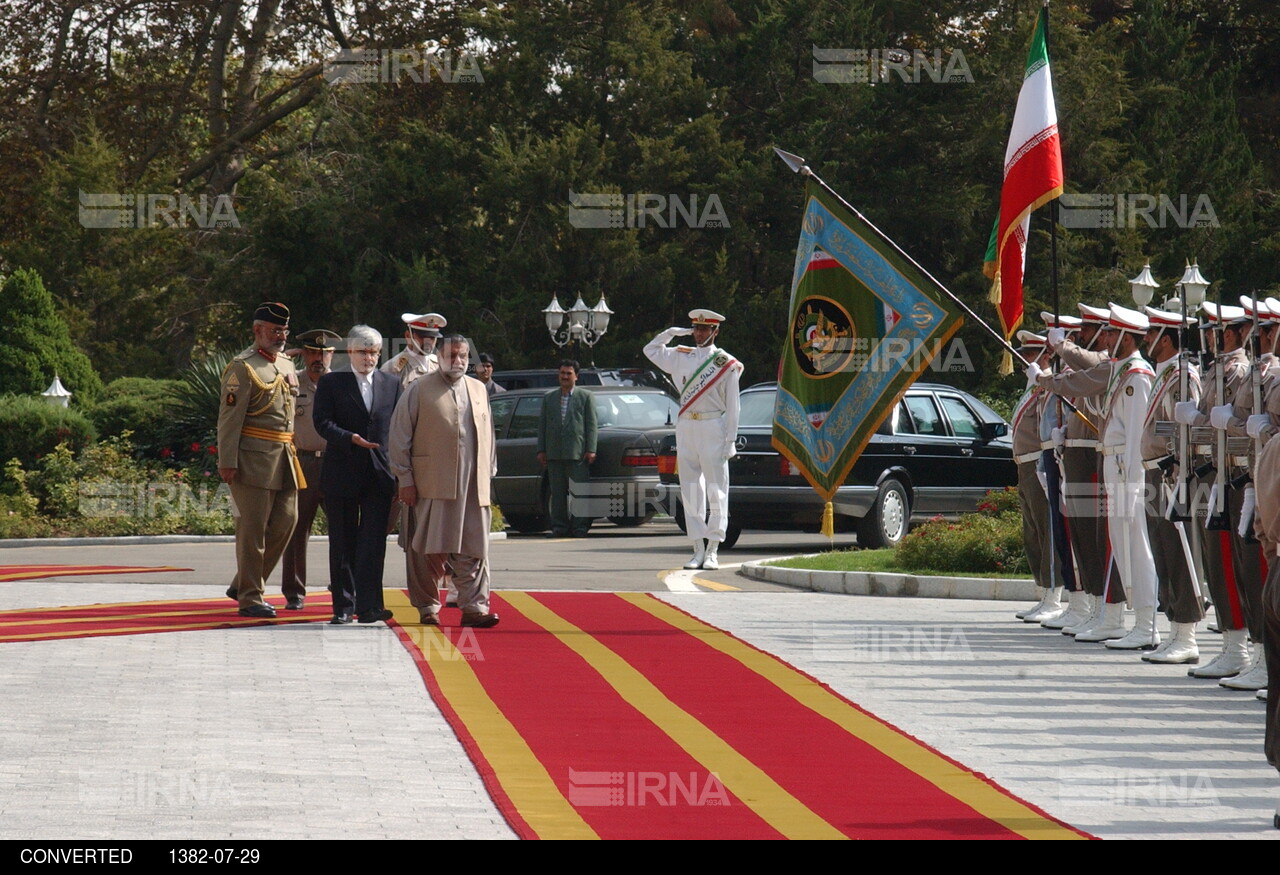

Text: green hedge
xmin=0 ymin=395 xmax=96 ymax=472
xmin=894 ymin=488 xmax=1029 ymax=576
xmin=88 ymin=377 xmax=183 ymax=456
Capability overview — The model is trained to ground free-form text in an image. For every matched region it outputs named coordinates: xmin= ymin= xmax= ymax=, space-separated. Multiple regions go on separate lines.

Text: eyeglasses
xmin=265 ymin=327 xmax=289 ymax=338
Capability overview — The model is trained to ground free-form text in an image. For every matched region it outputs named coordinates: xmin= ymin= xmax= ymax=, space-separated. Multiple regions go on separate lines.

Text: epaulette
xmin=675 ymin=346 xmax=695 ymax=354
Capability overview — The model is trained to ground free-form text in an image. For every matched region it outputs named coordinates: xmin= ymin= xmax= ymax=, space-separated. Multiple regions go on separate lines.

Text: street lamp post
xmin=543 ymin=293 xmax=613 ymax=363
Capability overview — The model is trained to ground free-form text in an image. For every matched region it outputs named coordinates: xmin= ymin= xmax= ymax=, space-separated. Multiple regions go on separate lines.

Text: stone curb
xmin=738 ymin=554 xmax=1039 ymax=601
xmin=0 ymin=532 xmax=508 ymax=548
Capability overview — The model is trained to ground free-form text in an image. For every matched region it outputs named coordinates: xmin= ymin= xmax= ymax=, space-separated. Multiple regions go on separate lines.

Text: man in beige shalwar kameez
xmin=388 ymin=335 xmax=500 ymax=628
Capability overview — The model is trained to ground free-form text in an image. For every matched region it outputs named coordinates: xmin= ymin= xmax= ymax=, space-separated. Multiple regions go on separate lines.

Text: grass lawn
xmin=765 ymin=549 xmax=1032 ymax=580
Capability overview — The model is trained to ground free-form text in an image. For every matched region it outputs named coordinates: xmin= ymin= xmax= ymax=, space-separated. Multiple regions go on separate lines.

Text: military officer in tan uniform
xmin=218 ymin=302 xmax=305 ymax=619
xmin=1013 ymin=331 xmax=1058 ymax=621
xmin=279 ymin=328 xmax=341 ymax=610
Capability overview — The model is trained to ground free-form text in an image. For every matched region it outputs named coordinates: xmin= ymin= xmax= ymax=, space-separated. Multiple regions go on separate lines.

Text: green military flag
xmin=773 ymin=180 xmax=965 ymax=502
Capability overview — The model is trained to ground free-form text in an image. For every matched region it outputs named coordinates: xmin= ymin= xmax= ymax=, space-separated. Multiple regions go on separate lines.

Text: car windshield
xmin=739 ymin=390 xmax=776 ymax=427
xmin=591 ymin=393 xmax=677 ymax=428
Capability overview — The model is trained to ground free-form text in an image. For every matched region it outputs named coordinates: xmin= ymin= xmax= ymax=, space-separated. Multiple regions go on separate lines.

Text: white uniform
xmin=644 ymin=328 xmax=743 ymax=542
xmin=381 ymin=347 xmax=438 ymax=387
xmin=1101 ymin=351 xmax=1157 ymax=632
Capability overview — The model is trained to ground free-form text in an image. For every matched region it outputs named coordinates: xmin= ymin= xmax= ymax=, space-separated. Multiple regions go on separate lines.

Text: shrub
xmin=895 ymin=489 xmax=1029 ymax=576
xmin=88 ymin=377 xmax=184 ymax=456
xmin=0 ymin=395 xmax=96 ymax=471
xmin=0 ymin=268 xmax=103 ymax=402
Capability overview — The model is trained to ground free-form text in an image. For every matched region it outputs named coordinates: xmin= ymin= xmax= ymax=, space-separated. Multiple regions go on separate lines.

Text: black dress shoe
xmin=460 ymin=612 xmax=500 ymax=629
xmin=330 ymin=612 xmax=353 ymax=625
xmin=285 ymin=597 xmax=305 ymax=611
xmin=357 ymin=609 xmax=394 ymax=624
xmin=225 ymin=586 xmax=238 ymax=601
xmin=238 ymin=604 xmax=277 ymax=619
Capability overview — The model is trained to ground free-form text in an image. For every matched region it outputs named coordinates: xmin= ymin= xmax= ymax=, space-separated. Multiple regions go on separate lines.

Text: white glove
xmin=1025 ymin=361 xmax=1042 ymax=388
xmin=1207 ymin=484 xmax=1219 ymax=515
xmin=1046 ymin=327 xmax=1066 ymax=349
xmin=1238 ymin=486 xmax=1257 ymax=539
xmin=1247 ymin=414 xmax=1269 ymax=439
xmin=1036 ymin=469 xmax=1048 ymax=495
xmin=665 ymin=326 xmax=692 ymax=337
xmin=1209 ymin=404 xmax=1233 ymax=430
xmin=1051 ymin=426 xmax=1066 ymax=447
xmin=721 ymin=443 xmax=736 ymax=461
xmin=1173 ymin=400 xmax=1199 ymax=425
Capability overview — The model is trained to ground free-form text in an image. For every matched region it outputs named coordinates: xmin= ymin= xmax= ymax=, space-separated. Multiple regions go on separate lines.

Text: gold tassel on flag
xmin=821 ymin=501 xmax=834 ymax=540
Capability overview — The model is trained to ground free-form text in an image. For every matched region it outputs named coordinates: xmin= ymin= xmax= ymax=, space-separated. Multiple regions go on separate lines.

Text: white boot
xmin=1025 ymin=587 xmax=1065 ymax=623
xmin=1106 ymin=608 xmax=1161 ymax=651
xmin=1044 ymin=591 xmax=1092 ymax=630
xmin=702 ymin=540 xmax=720 ymax=571
xmin=1063 ymin=597 xmax=1102 ymax=636
xmin=683 ymin=540 xmax=706 ymax=570
xmin=1257 ymin=688 xmax=1268 ymax=702
xmin=1145 ymin=622 xmax=1199 ymax=664
xmin=1016 ymin=588 xmax=1050 ymax=620
xmin=1189 ymin=628 xmax=1251 ymax=678
xmin=1075 ymin=602 xmax=1128 ymax=642
xmin=1221 ymin=652 xmax=1269 ymax=690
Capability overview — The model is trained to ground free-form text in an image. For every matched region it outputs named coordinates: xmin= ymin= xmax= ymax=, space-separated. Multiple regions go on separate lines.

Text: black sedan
xmin=492 ymin=386 xmax=676 ymax=534
xmin=656 ymin=382 xmax=1016 ymax=549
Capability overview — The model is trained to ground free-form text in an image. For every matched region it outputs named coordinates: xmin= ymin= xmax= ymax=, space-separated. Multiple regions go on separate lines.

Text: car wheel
xmin=719 ymin=522 xmax=741 ymax=550
xmin=608 ymin=513 xmax=655 ymax=527
xmin=857 ymin=478 xmax=910 ymax=549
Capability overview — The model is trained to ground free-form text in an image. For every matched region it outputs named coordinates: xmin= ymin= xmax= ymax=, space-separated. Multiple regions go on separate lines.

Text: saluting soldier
xmin=644 ymin=309 xmax=743 ymax=571
xmin=218 ymin=302 xmax=305 ymax=619
xmin=279 ymin=328 xmax=342 ymax=610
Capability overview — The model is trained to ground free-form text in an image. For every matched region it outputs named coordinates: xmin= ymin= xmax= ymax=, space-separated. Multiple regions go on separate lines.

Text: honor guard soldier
xmin=1015 ymin=332 xmax=1060 ymax=620
xmin=383 ymin=312 xmax=445 ymax=387
xmin=382 ymin=312 xmax=452 ymax=605
xmin=218 ymin=302 xmax=305 ymax=619
xmin=280 ymin=328 xmax=341 ymax=610
xmin=645 ymin=309 xmax=743 ymax=571
xmin=1139 ymin=306 xmax=1203 ymax=664
xmin=1175 ymin=303 xmax=1257 ymax=681
xmin=1037 ymin=305 xmax=1115 ymax=635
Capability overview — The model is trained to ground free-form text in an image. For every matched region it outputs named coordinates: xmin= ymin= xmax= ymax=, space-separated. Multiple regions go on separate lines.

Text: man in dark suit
xmin=537 ymin=359 xmax=598 ymax=537
xmin=313 ymin=325 xmax=403 ymax=625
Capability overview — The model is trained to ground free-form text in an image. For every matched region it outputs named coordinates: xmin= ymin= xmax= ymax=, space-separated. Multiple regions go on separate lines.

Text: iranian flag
xmin=987 ymin=4 xmax=1064 ymax=369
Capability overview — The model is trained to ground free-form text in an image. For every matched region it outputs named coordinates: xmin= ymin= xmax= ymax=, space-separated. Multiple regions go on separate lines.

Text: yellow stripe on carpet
xmin=501 ymin=591 xmax=845 ymax=840
xmin=623 ymin=593 xmax=1084 ymax=841
xmin=384 ymin=590 xmax=598 ymax=840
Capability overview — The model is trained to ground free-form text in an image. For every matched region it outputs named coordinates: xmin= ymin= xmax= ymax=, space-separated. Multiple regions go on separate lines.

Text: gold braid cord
xmin=240 ymin=362 xmax=288 ymax=416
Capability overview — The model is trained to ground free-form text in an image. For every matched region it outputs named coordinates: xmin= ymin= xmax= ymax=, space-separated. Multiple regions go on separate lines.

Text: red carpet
xmin=0 ymin=595 xmax=334 ymax=642
xmin=390 ymin=591 xmax=1090 ymax=840
xmin=0 ymin=564 xmax=192 ymax=582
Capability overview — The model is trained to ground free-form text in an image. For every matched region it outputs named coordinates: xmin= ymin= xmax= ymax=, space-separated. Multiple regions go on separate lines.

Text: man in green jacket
xmin=537 ymin=360 xmax=598 ymax=537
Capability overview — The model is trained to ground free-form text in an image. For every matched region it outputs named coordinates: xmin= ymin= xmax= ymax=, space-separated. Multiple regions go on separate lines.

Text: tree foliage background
xmin=1 ymin=0 xmax=1277 ymax=403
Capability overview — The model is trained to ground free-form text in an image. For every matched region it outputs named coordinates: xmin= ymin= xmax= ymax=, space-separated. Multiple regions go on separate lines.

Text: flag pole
xmin=773 ymin=146 xmax=1029 ymax=368
xmin=1044 ymin=0 xmax=1060 ymax=326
